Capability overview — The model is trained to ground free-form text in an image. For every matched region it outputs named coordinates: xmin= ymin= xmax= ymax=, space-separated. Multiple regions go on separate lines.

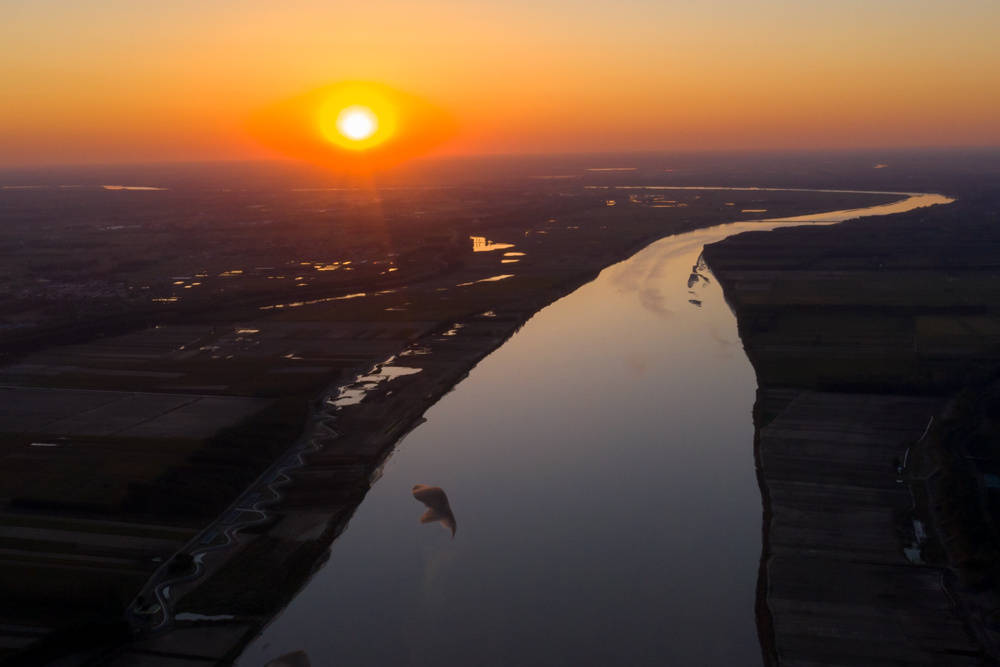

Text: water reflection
xmin=470 ymin=236 xmax=515 ymax=252
xmin=260 ymin=292 xmax=367 ymax=311
xmin=329 ymin=361 xmax=422 ymax=407
xmin=412 ymin=484 xmax=457 ymax=537
xmin=456 ymin=274 xmax=514 ymax=287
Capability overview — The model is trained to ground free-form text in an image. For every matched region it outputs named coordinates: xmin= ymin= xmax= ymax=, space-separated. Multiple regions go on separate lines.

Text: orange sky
xmin=3 ymin=0 xmax=999 ymax=166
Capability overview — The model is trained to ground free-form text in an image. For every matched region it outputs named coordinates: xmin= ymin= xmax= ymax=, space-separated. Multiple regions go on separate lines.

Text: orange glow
xmin=317 ymin=85 xmax=396 ymax=150
xmin=1 ymin=3 xmax=999 ymax=165
xmin=249 ymin=82 xmax=454 ymax=170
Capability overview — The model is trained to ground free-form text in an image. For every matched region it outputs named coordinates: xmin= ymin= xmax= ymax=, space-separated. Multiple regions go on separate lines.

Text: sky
xmin=2 ymin=0 xmax=999 ymax=166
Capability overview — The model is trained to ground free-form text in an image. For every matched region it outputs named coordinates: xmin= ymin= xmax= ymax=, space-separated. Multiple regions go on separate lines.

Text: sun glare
xmin=316 ymin=85 xmax=399 ymax=152
xmin=251 ymin=81 xmax=454 ymax=167
xmin=336 ymin=106 xmax=378 ymax=142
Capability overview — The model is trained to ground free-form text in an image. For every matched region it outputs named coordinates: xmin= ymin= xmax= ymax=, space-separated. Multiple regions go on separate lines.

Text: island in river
xmin=0 ymin=150 xmax=999 ymax=665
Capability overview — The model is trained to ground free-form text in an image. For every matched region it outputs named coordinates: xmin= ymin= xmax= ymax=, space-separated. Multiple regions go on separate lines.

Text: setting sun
xmin=316 ymin=87 xmax=398 ymax=152
xmin=250 ymin=81 xmax=454 ymax=169
xmin=336 ymin=106 xmax=378 ymax=142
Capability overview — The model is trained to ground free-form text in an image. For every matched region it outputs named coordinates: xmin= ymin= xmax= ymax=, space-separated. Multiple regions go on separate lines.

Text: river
xmin=238 ymin=190 xmax=953 ymax=666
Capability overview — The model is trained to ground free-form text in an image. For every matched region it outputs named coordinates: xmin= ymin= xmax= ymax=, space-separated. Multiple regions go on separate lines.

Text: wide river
xmin=239 ymin=190 xmax=952 ymax=666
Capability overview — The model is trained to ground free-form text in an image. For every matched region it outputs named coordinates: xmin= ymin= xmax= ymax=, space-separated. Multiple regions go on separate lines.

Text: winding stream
xmin=238 ymin=190 xmax=952 ymax=666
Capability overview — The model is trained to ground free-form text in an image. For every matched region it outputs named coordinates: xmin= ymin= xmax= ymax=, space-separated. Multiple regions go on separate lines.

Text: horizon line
xmin=3 ymin=144 xmax=1000 ymax=172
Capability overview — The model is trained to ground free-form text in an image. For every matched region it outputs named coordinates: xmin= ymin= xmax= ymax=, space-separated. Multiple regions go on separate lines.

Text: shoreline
xmin=703 ymin=193 xmax=1000 ymax=664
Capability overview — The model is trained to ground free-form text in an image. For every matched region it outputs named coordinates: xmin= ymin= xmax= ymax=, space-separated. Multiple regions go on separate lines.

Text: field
xmin=704 ymin=189 xmax=1000 ymax=664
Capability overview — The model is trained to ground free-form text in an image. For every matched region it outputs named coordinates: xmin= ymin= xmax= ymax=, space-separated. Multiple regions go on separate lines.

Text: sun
xmin=250 ymin=81 xmax=455 ymax=167
xmin=316 ymin=85 xmax=398 ymax=152
xmin=336 ymin=105 xmax=378 ymax=142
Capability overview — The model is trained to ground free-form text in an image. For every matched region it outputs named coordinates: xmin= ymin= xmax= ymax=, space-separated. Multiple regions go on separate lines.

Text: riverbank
xmin=704 ymin=192 xmax=1000 ymax=664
